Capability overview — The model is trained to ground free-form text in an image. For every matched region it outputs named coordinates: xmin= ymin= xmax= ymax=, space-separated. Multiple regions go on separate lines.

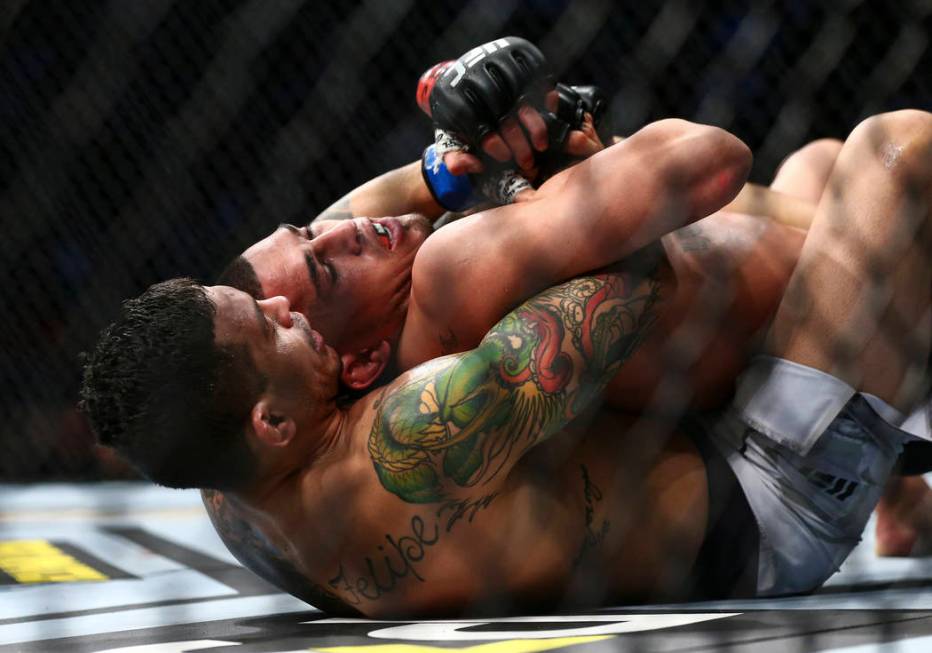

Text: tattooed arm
xmin=201 ymin=489 xmax=360 ymax=616
xmin=310 ymin=161 xmax=446 ymax=231
xmin=370 ymin=268 xmax=661 ymax=504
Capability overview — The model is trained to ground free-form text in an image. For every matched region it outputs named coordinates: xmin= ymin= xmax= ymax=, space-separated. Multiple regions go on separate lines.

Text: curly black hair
xmin=80 ymin=278 xmax=266 ymax=490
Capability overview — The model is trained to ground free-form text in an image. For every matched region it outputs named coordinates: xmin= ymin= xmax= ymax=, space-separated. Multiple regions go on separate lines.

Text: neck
xmin=340 ymin=387 xmax=388 ymax=458
xmin=247 ymin=402 xmax=351 ymax=505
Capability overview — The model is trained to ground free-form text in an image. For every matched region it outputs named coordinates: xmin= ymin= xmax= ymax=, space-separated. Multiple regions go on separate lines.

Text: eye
xmin=325 ymin=259 xmax=338 ymax=284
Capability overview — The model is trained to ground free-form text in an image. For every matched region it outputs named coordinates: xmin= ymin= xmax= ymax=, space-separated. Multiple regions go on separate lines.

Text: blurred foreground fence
xmin=0 ymin=0 xmax=929 ymax=480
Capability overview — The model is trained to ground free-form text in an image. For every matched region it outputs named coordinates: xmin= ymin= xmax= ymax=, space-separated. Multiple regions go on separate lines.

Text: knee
xmin=775 ymin=138 xmax=843 ymax=175
xmin=771 ymin=139 xmax=844 ymax=201
xmin=796 ymin=138 xmax=844 ymax=163
xmin=849 ymin=110 xmax=932 ymax=181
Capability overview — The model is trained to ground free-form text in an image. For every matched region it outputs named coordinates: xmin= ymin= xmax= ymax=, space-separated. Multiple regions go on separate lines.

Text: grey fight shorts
xmin=701 ymin=356 xmax=917 ymax=597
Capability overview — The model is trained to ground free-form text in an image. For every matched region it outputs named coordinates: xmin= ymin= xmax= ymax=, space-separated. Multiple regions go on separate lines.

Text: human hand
xmin=437 ymin=90 xmax=608 ymax=204
xmin=418 ymin=38 xmax=611 ymax=207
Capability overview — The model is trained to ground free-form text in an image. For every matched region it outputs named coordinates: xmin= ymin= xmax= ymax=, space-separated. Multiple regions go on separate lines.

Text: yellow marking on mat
xmin=317 ymin=635 xmax=612 ymax=653
xmin=0 ymin=539 xmax=108 ymax=583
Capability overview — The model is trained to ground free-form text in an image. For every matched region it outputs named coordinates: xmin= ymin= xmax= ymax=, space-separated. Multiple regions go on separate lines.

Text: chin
xmin=402 ymin=212 xmax=433 ymax=235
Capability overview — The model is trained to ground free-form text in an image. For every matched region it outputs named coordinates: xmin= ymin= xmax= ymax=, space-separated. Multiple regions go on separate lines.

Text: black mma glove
xmin=550 ymin=83 xmax=613 ymax=149
xmin=535 ymin=82 xmax=614 ymax=180
xmin=425 ymin=37 xmax=553 ymax=148
xmin=417 ymin=37 xmax=613 ymax=210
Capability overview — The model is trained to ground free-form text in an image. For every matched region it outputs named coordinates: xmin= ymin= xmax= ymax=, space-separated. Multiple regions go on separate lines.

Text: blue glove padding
xmin=421 ymin=144 xmax=481 ymax=212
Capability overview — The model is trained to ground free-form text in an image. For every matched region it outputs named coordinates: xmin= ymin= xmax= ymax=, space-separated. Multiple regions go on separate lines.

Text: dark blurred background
xmin=1 ymin=0 xmax=929 ymax=481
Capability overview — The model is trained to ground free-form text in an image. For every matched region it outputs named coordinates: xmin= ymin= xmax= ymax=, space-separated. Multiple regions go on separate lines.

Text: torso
xmin=604 ymin=211 xmax=804 ymax=411
xmin=211 ymin=405 xmax=708 ymax=617
xmin=206 ymin=212 xmax=798 ymax=616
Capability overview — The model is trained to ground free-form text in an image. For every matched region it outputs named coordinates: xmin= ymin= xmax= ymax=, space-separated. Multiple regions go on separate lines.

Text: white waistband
xmin=733 ymin=356 xmax=856 ymax=455
xmin=734 ymin=356 xmax=931 ymax=453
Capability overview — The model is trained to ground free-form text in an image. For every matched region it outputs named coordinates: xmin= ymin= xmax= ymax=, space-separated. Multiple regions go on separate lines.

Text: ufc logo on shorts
xmin=808 ymin=468 xmax=859 ymax=501
xmin=446 ymin=38 xmax=512 ymax=87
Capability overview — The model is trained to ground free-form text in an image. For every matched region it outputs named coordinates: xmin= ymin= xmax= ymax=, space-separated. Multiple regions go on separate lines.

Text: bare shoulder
xmin=395 ymin=291 xmax=454 ymax=370
xmin=201 ymin=489 xmax=359 ymax=616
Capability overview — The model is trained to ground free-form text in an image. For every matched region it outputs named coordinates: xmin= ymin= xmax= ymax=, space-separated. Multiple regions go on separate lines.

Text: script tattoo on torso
xmin=328 ymin=515 xmax=439 ymax=604
xmin=328 ymin=494 xmax=498 ymax=605
xmin=573 ymin=464 xmax=610 ymax=568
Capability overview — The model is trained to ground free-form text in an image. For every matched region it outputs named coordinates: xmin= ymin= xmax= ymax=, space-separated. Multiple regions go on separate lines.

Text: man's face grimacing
xmin=241 ymin=215 xmax=432 ymax=355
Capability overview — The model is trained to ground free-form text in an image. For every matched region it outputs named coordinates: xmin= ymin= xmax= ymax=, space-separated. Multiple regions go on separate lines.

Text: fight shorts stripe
xmin=702 ymin=356 xmax=913 ymax=597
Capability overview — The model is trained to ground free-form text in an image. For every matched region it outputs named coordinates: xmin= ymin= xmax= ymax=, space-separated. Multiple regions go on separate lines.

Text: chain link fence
xmin=0 ymin=0 xmax=929 ymax=485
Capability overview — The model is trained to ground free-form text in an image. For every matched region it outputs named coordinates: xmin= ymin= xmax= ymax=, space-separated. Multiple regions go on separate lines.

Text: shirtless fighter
xmin=226 ymin=38 xmax=932 ymax=558
xmin=227 ymin=37 xmax=806 ymax=414
xmin=82 ymin=100 xmax=932 ymax=616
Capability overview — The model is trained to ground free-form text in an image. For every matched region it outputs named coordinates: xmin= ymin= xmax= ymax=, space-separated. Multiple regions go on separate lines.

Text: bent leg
xmin=767 ymin=110 xmax=932 ymax=410
xmin=770 ymin=138 xmax=843 ymax=204
xmin=709 ymin=111 xmax=932 ymax=595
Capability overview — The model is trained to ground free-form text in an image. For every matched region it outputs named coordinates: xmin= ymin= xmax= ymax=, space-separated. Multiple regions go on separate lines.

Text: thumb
xmin=564 ymin=115 xmax=604 ymax=158
xmin=513 ymin=187 xmax=537 ymax=202
xmin=444 ymin=151 xmax=484 ymax=175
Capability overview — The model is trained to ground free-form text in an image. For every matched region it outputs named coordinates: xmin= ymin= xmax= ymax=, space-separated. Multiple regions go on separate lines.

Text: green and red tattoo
xmin=206 ymin=269 xmax=660 ymax=614
xmin=369 ymin=270 xmax=661 ymax=504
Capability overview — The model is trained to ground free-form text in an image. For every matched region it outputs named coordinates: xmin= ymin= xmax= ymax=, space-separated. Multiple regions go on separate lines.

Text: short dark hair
xmin=80 ymin=278 xmax=265 ymax=490
xmin=217 ymin=256 xmax=263 ymax=298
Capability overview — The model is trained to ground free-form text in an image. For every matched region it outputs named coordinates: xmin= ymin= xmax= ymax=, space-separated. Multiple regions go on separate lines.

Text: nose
xmin=313 ymin=218 xmax=362 ymax=256
xmin=258 ymin=295 xmax=293 ymax=328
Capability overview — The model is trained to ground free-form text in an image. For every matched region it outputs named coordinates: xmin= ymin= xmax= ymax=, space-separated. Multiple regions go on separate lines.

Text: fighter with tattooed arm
xmin=80 ymin=35 xmax=932 ymax=614
xmin=228 ymin=37 xmax=810 ymax=417
xmin=82 ymin=98 xmax=932 ymax=618
xmin=279 ymin=39 xmax=932 ymax=555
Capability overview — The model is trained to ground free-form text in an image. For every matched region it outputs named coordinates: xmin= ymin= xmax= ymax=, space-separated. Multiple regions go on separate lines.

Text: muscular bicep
xmin=406 ymin=120 xmax=749 ymax=369
xmin=373 ymin=268 xmax=662 ymax=506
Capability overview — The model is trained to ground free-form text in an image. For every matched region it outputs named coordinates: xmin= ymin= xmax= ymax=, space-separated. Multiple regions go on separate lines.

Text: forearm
xmin=410 ymin=120 xmax=750 ymax=355
xmin=433 ymin=120 xmax=751 ymax=287
xmin=312 ymin=161 xmax=446 ymax=224
xmin=536 ymin=120 xmax=751 ymax=260
xmin=644 ymin=129 xmax=821 ymax=232
xmin=614 ymin=135 xmax=809 ymax=228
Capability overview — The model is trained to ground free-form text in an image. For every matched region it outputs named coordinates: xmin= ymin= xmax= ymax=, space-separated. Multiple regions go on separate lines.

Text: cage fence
xmin=1 ymin=1 xmax=931 ymax=623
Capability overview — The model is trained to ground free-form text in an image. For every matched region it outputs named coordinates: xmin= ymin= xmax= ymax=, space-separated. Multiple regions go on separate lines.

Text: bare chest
xmin=312 ymin=423 xmax=701 ymax=615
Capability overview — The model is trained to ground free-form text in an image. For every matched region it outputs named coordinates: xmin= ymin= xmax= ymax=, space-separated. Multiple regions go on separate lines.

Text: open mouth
xmin=372 ymin=221 xmax=393 ymax=250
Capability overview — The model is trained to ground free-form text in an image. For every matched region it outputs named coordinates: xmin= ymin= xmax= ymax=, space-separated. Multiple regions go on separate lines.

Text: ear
xmin=249 ymin=399 xmax=296 ymax=448
xmin=340 ymin=340 xmax=391 ymax=390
